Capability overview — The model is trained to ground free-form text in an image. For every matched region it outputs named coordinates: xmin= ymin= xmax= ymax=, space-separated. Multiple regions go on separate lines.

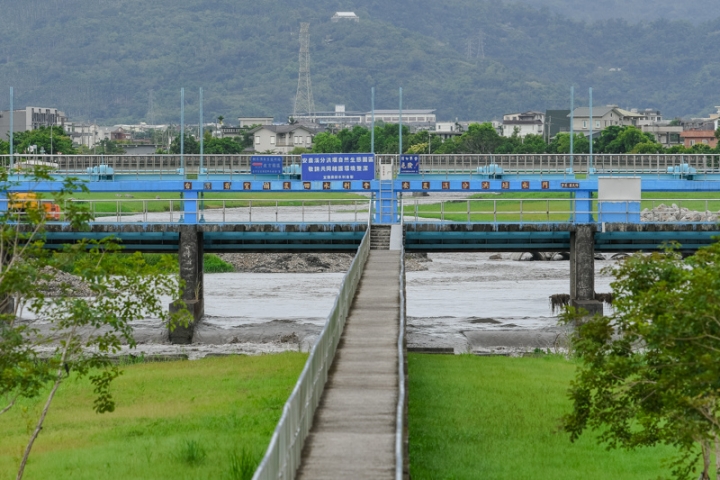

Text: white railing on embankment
xmin=252 ymin=221 xmax=372 ymax=480
xmin=395 ymin=220 xmax=408 ymax=479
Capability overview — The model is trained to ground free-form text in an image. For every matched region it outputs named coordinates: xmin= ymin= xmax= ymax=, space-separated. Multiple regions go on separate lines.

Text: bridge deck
xmin=297 ymin=250 xmax=401 ymax=479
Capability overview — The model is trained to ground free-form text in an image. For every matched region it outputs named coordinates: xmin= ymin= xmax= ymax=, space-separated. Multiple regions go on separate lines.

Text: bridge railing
xmin=2 ymin=153 xmax=719 ymax=176
xmin=252 ymin=215 xmax=372 ymax=480
xmin=400 ymin=197 xmax=720 ymax=224
xmin=59 ymin=198 xmax=373 ymax=224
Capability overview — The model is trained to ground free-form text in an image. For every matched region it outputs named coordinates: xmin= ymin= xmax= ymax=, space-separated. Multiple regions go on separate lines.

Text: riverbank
xmin=217 ymin=252 xmax=431 ymax=273
xmin=0 ymin=353 xmax=306 ymax=480
xmin=408 ymin=354 xmax=678 ymax=479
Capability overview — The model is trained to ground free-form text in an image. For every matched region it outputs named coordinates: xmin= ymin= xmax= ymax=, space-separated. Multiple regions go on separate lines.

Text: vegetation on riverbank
xmin=408 ymin=354 xmax=680 ymax=479
xmin=0 ymin=353 xmax=306 ymax=480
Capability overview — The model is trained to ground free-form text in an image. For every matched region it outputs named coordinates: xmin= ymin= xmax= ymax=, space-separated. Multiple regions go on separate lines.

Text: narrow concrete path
xmin=297 ymin=250 xmax=401 ymax=479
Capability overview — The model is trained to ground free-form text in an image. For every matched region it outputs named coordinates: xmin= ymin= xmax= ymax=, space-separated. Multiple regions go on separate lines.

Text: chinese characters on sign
xmin=223 ymin=182 xmax=232 ymax=190
xmin=250 ymin=156 xmax=283 ymax=175
xmin=541 ymin=181 xmax=550 ymax=190
xmin=561 ymin=183 xmax=580 ymax=189
xmin=301 ymin=154 xmax=375 ymax=181
xmin=402 ymin=182 xmax=410 ymax=190
xmin=442 ymin=182 xmax=450 ymax=190
xmin=522 ymin=181 xmax=530 ymax=190
xmin=283 ymin=182 xmax=291 ymax=190
xmin=184 ymin=182 xmax=192 ymax=190
xmin=422 ymin=182 xmax=430 ymax=190
xmin=204 ymin=182 xmax=212 ymax=190
xmin=243 ymin=182 xmax=251 ymax=190
xmin=462 ymin=182 xmax=470 ymax=190
xmin=502 ymin=181 xmax=510 ymax=189
xmin=399 ymin=154 xmax=419 ymax=174
xmin=482 ymin=181 xmax=490 ymax=190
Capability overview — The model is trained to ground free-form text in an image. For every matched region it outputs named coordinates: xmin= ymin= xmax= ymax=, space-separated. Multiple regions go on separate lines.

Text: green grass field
xmin=0 ymin=353 xmax=307 ymax=480
xmin=64 ymin=192 xmax=369 ymax=216
xmin=408 ymin=354 xmax=681 ymax=479
xmin=403 ymin=191 xmax=720 ymax=222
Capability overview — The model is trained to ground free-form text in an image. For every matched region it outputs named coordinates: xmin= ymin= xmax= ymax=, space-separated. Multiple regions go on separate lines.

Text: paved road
xmin=296 ymin=250 xmax=401 ymax=479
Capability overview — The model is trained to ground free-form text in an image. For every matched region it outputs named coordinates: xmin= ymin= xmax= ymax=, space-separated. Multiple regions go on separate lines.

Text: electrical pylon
xmin=293 ymin=22 xmax=315 ymax=118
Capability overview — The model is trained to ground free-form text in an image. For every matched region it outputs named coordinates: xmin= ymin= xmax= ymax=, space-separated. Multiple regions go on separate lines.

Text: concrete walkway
xmin=297 ymin=250 xmax=401 ymax=479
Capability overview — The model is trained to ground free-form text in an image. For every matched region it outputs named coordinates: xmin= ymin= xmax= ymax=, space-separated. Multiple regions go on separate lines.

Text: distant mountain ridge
xmin=0 ymin=0 xmax=718 ymax=124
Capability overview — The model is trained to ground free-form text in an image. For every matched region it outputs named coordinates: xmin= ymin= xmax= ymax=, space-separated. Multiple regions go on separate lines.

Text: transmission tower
xmin=294 ymin=23 xmax=315 ymax=118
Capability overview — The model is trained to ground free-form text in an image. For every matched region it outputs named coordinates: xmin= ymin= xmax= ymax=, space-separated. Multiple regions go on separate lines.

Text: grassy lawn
xmin=0 ymin=353 xmax=307 ymax=480
xmin=403 ymin=192 xmax=720 ymax=222
xmin=63 ymin=192 xmax=369 ymax=216
xmin=408 ymin=354 xmax=680 ymax=479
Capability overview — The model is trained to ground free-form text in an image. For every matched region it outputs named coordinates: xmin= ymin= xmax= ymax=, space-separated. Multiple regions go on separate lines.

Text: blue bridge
xmin=4 ymin=153 xmax=720 ymax=479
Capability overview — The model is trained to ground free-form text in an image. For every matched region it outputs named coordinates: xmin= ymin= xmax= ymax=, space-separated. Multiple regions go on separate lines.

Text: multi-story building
xmin=501 ymin=111 xmax=544 ymax=138
xmin=250 ymin=124 xmax=323 ymax=153
xmin=0 ymin=106 xmax=67 ymax=140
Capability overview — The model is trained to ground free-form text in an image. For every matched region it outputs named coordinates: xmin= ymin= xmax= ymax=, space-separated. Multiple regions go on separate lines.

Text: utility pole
xmin=180 ymin=88 xmax=185 ymax=171
xmin=9 ymin=87 xmax=13 ymax=171
xmin=399 ymin=87 xmax=403 ymax=155
xmin=371 ymin=87 xmax=375 ymax=154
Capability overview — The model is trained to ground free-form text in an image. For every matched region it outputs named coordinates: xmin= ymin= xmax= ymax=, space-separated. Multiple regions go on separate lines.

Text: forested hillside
xmin=520 ymin=0 xmax=720 ymax=23
xmin=0 ymin=0 xmax=718 ymax=124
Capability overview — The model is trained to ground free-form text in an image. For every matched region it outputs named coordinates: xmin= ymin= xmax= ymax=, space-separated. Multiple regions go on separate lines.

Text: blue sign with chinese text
xmin=251 ymin=156 xmax=283 ymax=175
xmin=400 ymin=154 xmax=420 ymax=174
xmin=301 ymin=154 xmax=375 ymax=181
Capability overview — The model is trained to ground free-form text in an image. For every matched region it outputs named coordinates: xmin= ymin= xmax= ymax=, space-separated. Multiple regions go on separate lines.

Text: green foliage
xmin=92 ymin=139 xmax=126 ymax=155
xmin=227 ymin=448 xmax=260 ymax=480
xmin=0 ymin=354 xmax=307 ymax=479
xmin=203 ymin=254 xmax=234 ymax=274
xmin=8 ymin=127 xmax=76 ymax=155
xmin=175 ymin=439 xmax=207 ymax=466
xmin=0 ymin=167 xmax=184 ymax=478
xmin=311 ymin=132 xmax=342 ymax=153
xmin=409 ymin=354 xmax=677 ymax=479
xmin=561 ymin=242 xmax=720 ymax=479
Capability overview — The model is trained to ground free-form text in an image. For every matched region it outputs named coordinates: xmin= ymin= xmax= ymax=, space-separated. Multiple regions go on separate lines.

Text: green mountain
xmin=0 ymin=0 xmax=718 ymax=124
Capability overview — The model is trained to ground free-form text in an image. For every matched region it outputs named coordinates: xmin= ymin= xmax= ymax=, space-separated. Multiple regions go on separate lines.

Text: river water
xmin=190 ymin=252 xmax=616 ymax=356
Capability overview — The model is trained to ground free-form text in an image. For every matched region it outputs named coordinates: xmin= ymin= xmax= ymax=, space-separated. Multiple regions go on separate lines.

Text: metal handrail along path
xmin=395 ymin=213 xmax=407 ymax=479
xmin=252 ymin=205 xmax=372 ymax=480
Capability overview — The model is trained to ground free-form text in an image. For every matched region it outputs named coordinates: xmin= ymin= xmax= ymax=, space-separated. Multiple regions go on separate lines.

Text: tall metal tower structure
xmin=294 ymin=23 xmax=315 ymax=118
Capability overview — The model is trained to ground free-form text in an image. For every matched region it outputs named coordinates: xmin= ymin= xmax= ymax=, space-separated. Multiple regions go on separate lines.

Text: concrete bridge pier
xmin=169 ymin=225 xmax=204 ymax=344
xmin=569 ymin=224 xmax=603 ymax=317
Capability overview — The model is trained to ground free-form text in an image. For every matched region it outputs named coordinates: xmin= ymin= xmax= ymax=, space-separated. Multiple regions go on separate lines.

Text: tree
xmin=169 ymin=133 xmax=199 ymax=154
xmin=0 ymin=167 xmax=184 ymax=479
xmin=548 ymin=133 xmax=589 ymax=154
xmin=12 ymin=127 xmax=77 ymax=156
xmin=460 ymin=123 xmax=504 ymax=154
xmin=311 ymin=132 xmax=342 ymax=153
xmin=93 ymin=139 xmax=126 ymax=155
xmin=561 ymin=243 xmax=720 ymax=480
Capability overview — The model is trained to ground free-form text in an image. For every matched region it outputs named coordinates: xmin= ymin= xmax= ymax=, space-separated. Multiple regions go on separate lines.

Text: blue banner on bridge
xmin=400 ymin=154 xmax=420 ymax=174
xmin=251 ymin=156 xmax=283 ymax=175
xmin=301 ymin=153 xmax=375 ymax=181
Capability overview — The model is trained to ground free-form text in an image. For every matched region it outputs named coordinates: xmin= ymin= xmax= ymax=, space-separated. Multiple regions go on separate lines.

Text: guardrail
xmin=395 ymin=216 xmax=407 ymax=479
xmin=252 ymin=215 xmax=372 ymax=480
xmin=2 ymin=153 xmax=719 ymax=176
xmin=48 ymin=198 xmax=372 ymax=224
xmin=400 ymin=197 xmax=720 ymax=224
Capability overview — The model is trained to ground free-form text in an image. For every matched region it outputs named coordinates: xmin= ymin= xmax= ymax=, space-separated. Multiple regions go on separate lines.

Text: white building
xmin=250 ymin=125 xmax=322 ymax=153
xmin=331 ymin=12 xmax=360 ymax=22
xmin=501 ymin=111 xmax=544 ymax=138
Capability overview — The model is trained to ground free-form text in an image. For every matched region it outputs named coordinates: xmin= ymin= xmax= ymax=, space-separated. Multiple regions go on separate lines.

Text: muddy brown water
xmin=22 ymin=252 xmax=615 ymax=358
